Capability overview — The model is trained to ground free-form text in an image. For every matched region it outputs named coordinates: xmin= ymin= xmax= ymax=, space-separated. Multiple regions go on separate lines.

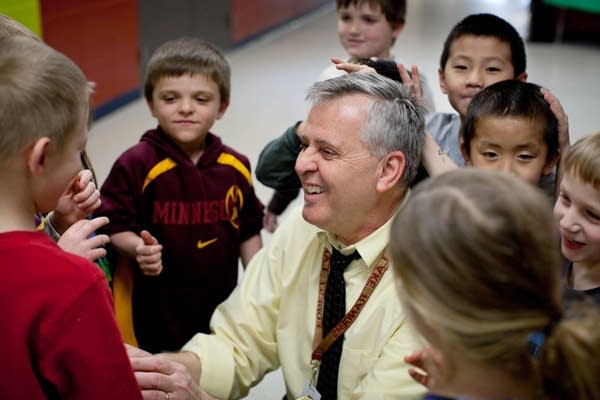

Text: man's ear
xmin=459 ymin=139 xmax=472 ymax=165
xmin=376 ymin=151 xmax=405 ymax=192
xmin=26 ymin=137 xmax=52 ymax=175
xmin=216 ymin=101 xmax=230 ymax=120
xmin=543 ymin=149 xmax=561 ymax=176
xmin=438 ymin=67 xmax=448 ymax=94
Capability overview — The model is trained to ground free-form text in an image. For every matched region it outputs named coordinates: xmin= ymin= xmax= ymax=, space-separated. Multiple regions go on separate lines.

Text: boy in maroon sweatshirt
xmin=98 ymin=37 xmax=264 ymax=353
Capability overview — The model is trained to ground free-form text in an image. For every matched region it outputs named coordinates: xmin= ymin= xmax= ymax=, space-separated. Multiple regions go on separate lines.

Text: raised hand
xmin=331 ymin=56 xmax=376 ymax=74
xmin=52 ymin=169 xmax=101 ymax=234
xmin=541 ymin=87 xmax=570 ymax=151
xmin=396 ymin=63 xmax=423 ymax=104
xmin=136 ymin=230 xmax=163 ymax=276
xmin=541 ymin=87 xmax=570 ymax=198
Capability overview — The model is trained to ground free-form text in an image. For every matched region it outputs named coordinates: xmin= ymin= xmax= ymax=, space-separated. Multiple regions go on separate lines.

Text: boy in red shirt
xmin=0 ymin=37 xmax=141 ymax=399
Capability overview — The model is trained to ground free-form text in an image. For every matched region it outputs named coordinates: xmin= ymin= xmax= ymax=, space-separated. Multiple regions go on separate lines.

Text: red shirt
xmin=0 ymin=231 xmax=142 ymax=399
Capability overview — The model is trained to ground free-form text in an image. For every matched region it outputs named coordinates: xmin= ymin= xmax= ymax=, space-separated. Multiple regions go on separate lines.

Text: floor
xmin=88 ymin=1 xmax=600 ymax=398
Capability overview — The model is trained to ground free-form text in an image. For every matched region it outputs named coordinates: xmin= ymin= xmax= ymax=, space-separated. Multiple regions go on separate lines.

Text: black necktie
xmin=316 ymin=247 xmax=361 ymax=399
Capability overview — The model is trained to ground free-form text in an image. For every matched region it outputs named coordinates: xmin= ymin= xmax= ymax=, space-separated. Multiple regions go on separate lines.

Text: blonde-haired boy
xmin=0 ymin=37 xmax=141 ymax=398
xmin=0 ymin=12 xmax=111 ymax=267
xmin=554 ymin=131 xmax=600 ymax=304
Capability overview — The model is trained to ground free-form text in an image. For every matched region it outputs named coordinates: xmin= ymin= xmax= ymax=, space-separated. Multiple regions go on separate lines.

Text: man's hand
xmin=127 ymin=344 xmax=213 ymax=400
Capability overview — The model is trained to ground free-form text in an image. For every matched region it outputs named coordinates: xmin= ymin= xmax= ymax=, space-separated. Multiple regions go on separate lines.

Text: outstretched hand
xmin=331 ymin=56 xmax=376 ymax=74
xmin=136 ymin=230 xmax=163 ymax=276
xmin=127 ymin=344 xmax=210 ymax=400
xmin=331 ymin=57 xmax=424 ymax=106
xmin=57 ymin=216 xmax=110 ymax=261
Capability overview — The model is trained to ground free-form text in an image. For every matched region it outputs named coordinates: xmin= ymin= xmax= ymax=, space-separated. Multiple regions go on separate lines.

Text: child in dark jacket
xmin=98 ymin=37 xmax=264 ymax=352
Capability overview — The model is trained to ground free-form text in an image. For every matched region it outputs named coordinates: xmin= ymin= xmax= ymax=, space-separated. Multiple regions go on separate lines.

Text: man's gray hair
xmin=306 ymin=73 xmax=425 ymax=187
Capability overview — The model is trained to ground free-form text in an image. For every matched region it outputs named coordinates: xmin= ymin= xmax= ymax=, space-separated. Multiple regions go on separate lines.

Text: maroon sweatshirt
xmin=98 ymin=128 xmax=264 ymax=352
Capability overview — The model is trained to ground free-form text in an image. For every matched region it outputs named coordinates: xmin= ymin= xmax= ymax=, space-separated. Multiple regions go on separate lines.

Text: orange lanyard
xmin=309 ymin=247 xmax=389 ymax=383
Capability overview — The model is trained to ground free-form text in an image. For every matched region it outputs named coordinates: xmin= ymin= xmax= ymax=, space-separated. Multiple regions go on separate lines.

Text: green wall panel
xmin=0 ymin=0 xmax=42 ymax=37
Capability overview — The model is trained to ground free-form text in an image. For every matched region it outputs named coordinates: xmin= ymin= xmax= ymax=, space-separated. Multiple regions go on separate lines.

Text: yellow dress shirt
xmin=182 ymin=200 xmax=425 ymax=399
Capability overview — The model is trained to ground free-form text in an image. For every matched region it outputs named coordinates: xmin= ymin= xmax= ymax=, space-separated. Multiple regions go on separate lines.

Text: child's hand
xmin=396 ymin=63 xmax=423 ymax=105
xmin=403 ymin=346 xmax=445 ymax=391
xmin=262 ymin=210 xmax=279 ymax=233
xmin=136 ymin=230 xmax=163 ymax=276
xmin=541 ymin=87 xmax=570 ymax=151
xmin=331 ymin=57 xmax=376 ymax=74
xmin=53 ymin=169 xmax=101 ymax=234
xmin=57 ymin=216 xmax=110 ymax=261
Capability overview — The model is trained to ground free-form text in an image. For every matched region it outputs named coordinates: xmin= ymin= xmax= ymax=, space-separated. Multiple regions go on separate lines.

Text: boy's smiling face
xmin=439 ymin=34 xmax=524 ymax=117
xmin=147 ymin=73 xmax=228 ymax=161
xmin=337 ymin=2 xmax=403 ymax=60
xmin=554 ymin=172 xmax=600 ymax=269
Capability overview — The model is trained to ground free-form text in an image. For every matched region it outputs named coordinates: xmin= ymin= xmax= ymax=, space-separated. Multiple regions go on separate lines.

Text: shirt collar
xmin=316 ymin=190 xmax=411 ymax=269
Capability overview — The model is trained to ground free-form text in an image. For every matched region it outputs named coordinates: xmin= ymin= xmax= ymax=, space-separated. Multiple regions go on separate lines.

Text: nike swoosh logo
xmin=197 ymin=238 xmax=218 ymax=249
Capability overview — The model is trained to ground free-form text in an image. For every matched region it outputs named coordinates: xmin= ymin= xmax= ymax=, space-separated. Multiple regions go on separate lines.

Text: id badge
xmin=297 ymin=381 xmax=321 ymax=400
